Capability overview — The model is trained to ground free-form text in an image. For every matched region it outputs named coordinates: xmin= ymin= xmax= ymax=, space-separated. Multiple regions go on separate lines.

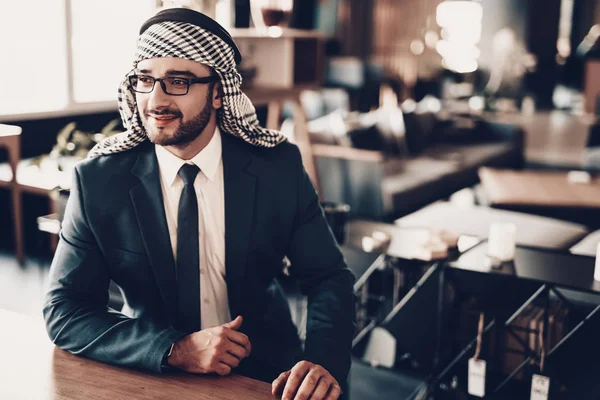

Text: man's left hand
xmin=271 ymin=361 xmax=341 ymax=400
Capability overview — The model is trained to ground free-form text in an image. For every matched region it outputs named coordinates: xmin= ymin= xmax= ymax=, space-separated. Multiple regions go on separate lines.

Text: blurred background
xmin=3 ymin=0 xmax=600 ymax=398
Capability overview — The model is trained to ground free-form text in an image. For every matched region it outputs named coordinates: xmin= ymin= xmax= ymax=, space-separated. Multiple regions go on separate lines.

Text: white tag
xmin=530 ymin=374 xmax=550 ymax=400
xmin=468 ymin=358 xmax=486 ymax=397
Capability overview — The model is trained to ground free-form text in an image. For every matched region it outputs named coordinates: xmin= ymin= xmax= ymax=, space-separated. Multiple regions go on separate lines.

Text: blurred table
xmin=342 ymin=220 xmax=481 ymax=335
xmin=479 ymin=167 xmax=600 ymax=209
xmin=484 ymin=110 xmax=593 ymax=169
xmin=0 ymin=309 xmax=274 ymax=400
xmin=479 ymin=167 xmax=600 ymax=228
xmin=449 ymin=242 xmax=600 ymax=295
xmin=344 ymin=220 xmax=480 ymax=290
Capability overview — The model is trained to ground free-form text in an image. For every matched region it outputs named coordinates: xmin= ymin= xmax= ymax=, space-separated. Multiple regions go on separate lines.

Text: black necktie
xmin=176 ymin=163 xmax=201 ymax=333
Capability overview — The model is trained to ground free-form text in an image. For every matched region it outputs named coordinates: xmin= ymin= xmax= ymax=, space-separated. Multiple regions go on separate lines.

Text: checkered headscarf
xmin=89 ymin=16 xmax=285 ymax=158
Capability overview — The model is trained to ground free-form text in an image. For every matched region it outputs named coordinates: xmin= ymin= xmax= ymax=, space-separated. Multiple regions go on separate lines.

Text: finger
xmin=282 ymin=363 xmax=310 ymax=400
xmin=225 ymin=340 xmax=248 ymax=360
xmin=215 ymin=362 xmax=232 ymax=376
xmin=222 ymin=315 xmax=243 ymax=330
xmin=219 ymin=352 xmax=240 ymax=368
xmin=272 ymin=371 xmax=291 ymax=395
xmin=311 ymin=378 xmax=332 ymax=400
xmin=294 ymin=369 xmax=323 ymax=400
xmin=324 ymin=384 xmax=342 ymax=400
xmin=223 ymin=329 xmax=252 ymax=356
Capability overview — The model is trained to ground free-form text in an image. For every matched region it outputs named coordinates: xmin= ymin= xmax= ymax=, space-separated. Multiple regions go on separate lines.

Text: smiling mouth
xmin=149 ymin=114 xmax=179 ymax=120
xmin=147 ymin=114 xmax=181 ymax=127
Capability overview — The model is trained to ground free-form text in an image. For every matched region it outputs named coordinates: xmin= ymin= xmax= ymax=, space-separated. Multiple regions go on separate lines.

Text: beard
xmin=142 ymin=89 xmax=214 ymax=147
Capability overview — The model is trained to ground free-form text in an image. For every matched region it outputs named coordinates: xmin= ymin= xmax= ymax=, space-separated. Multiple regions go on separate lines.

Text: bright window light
xmin=70 ymin=0 xmax=155 ymax=103
xmin=0 ymin=0 xmax=68 ymax=115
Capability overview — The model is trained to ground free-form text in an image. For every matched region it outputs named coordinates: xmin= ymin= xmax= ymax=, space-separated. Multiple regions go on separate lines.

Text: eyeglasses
xmin=128 ymin=74 xmax=219 ymax=96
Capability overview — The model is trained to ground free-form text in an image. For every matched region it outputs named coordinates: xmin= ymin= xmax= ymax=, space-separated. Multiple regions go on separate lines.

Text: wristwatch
xmin=160 ymin=343 xmax=175 ymax=371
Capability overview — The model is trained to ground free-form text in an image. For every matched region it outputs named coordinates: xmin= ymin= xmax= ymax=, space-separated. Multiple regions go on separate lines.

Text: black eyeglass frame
xmin=128 ymin=74 xmax=219 ymax=96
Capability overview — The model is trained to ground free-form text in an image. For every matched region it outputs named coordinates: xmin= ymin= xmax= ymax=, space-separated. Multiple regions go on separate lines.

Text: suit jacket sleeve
xmin=286 ymin=146 xmax=356 ymax=384
xmin=43 ymin=165 xmax=186 ymax=372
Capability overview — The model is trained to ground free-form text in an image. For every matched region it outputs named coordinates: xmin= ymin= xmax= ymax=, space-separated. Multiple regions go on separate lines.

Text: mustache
xmin=145 ymin=108 xmax=182 ymax=118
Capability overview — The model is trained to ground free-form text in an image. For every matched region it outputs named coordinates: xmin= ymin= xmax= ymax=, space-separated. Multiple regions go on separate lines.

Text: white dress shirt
xmin=155 ymin=127 xmax=231 ymax=330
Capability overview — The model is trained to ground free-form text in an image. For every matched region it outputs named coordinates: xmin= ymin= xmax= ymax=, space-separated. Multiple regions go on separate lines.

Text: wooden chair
xmin=245 ymin=85 xmax=320 ymax=192
xmin=0 ymin=124 xmax=24 ymax=264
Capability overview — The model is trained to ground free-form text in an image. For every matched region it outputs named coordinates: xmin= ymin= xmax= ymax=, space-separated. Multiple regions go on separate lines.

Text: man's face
xmin=135 ymin=57 xmax=222 ymax=147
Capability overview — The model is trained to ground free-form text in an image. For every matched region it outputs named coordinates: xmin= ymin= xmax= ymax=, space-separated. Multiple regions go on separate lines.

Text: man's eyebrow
xmin=134 ymin=69 xmax=199 ymax=78
xmin=164 ymin=69 xmax=198 ymax=78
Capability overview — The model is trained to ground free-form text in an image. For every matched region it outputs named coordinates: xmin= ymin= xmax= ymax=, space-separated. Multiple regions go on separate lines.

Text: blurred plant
xmin=31 ymin=119 xmax=122 ymax=168
xmin=50 ymin=119 xmax=121 ymax=159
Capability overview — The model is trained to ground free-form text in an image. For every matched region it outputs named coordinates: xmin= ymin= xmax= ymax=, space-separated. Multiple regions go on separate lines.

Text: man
xmin=43 ymin=7 xmax=355 ymax=400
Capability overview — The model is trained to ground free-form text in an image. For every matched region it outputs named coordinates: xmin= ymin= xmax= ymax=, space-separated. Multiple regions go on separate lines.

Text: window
xmin=0 ymin=0 xmax=156 ymax=120
xmin=70 ymin=0 xmax=155 ymax=103
xmin=0 ymin=0 xmax=69 ymax=115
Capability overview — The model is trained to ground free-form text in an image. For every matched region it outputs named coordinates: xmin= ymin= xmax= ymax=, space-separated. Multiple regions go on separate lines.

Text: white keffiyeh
xmin=89 ymin=20 xmax=285 ymax=158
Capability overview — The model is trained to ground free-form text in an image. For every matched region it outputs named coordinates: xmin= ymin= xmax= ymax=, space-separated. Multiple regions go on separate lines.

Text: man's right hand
xmin=167 ymin=315 xmax=251 ymax=376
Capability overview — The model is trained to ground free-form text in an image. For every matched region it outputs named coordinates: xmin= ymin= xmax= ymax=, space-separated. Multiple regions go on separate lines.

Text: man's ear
xmin=212 ymin=82 xmax=223 ymax=109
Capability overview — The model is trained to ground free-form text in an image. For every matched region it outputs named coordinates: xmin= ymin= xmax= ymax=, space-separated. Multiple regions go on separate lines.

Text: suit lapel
xmin=129 ymin=143 xmax=178 ymax=324
xmin=222 ymin=133 xmax=256 ymax=319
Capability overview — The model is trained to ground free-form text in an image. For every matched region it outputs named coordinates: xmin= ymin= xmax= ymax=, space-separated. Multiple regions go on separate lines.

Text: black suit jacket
xmin=43 ymin=133 xmax=355 ymax=384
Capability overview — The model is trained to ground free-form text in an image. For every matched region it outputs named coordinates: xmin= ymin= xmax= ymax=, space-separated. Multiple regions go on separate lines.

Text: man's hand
xmin=167 ymin=315 xmax=251 ymax=376
xmin=271 ymin=361 xmax=341 ymax=400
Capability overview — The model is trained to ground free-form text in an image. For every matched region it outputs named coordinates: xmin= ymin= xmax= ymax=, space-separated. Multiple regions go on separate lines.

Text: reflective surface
xmin=450 ymin=242 xmax=600 ymax=294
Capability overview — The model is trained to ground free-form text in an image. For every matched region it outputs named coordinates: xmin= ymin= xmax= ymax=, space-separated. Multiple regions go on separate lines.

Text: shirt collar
xmin=155 ymin=126 xmax=222 ymax=187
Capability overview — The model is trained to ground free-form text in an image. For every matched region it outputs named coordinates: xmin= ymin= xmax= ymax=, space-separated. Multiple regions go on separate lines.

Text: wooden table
xmin=479 ymin=167 xmax=600 ymax=208
xmin=0 ymin=309 xmax=275 ymax=400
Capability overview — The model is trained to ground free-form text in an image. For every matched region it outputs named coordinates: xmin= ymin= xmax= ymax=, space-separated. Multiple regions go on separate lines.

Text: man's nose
xmin=147 ymin=81 xmax=171 ymax=108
